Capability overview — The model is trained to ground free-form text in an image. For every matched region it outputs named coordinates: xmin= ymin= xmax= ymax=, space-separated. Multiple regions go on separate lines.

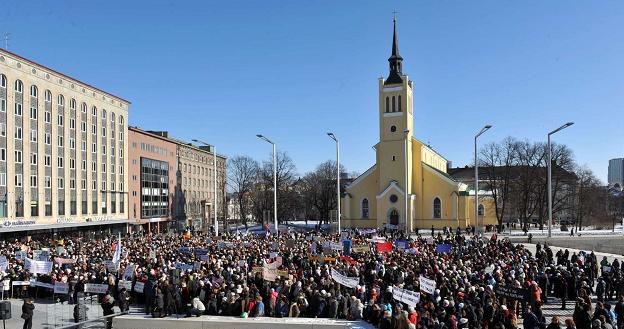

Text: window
xmin=30 ymin=107 xmax=37 ymax=119
xmin=0 ymin=123 xmax=5 ymax=136
xmin=15 ymin=103 xmax=22 ymax=116
xmin=91 ymin=124 xmax=96 ymax=134
xmin=81 ymin=141 xmax=86 ymax=151
xmin=102 ymin=109 xmax=106 ymax=119
xmin=30 ymin=153 xmax=37 ymax=165
xmin=362 ymin=199 xmax=369 ymax=219
xmin=385 ymin=97 xmax=389 ymax=113
xmin=119 ymin=115 xmax=124 ymax=125
xmin=15 ymin=174 xmax=22 ymax=187
xmin=70 ymin=99 xmax=76 ymax=110
xmin=14 ymin=80 xmax=23 ymax=93
xmin=91 ymin=161 xmax=96 ymax=172
xmin=44 ymin=90 xmax=51 ymax=103
xmin=70 ymin=179 xmax=76 ymax=189
xmin=30 ymin=175 xmax=37 ymax=187
xmin=91 ymin=106 xmax=97 ymax=116
xmin=81 ymin=160 xmax=86 ymax=171
xmin=44 ymin=133 xmax=51 ymax=145
xmin=70 ymin=118 xmax=75 ymax=129
xmin=102 ymin=126 xmax=106 ymax=137
xmin=0 ymin=74 xmax=5 ymax=88
xmin=44 ymin=111 xmax=51 ymax=123
xmin=58 ymin=178 xmax=64 ymax=189
xmin=0 ymin=99 xmax=5 ymax=112
xmin=15 ymin=150 xmax=22 ymax=163
xmin=58 ymin=200 xmax=65 ymax=215
xmin=92 ymin=181 xmax=97 ymax=190
xmin=478 ymin=204 xmax=484 ymax=216
xmin=81 ymin=122 xmax=87 ymax=132
xmin=30 ymin=129 xmax=37 ymax=142
xmin=45 ymin=176 xmax=51 ymax=188
xmin=81 ymin=103 xmax=87 ymax=113
xmin=398 ymin=95 xmax=402 ymax=112
xmin=102 ymin=163 xmax=106 ymax=173
xmin=0 ymin=148 xmax=5 ymax=161
xmin=57 ymin=95 xmax=64 ymax=106
xmin=69 ymin=158 xmax=75 ymax=169
xmin=15 ymin=127 xmax=22 ymax=140
xmin=58 ymin=136 xmax=63 ymax=147
xmin=57 ymin=157 xmax=65 ymax=168
xmin=69 ymin=138 xmax=75 ymax=149
xmin=44 ymin=155 xmax=51 ymax=167
xmin=58 ymin=114 xmax=64 ymax=126
xmin=101 ymin=181 xmax=106 ymax=191
xmin=433 ymin=197 xmax=441 ymax=219
xmin=30 ymin=85 xmax=38 ymax=98
xmin=81 ymin=179 xmax=86 ymax=190
xmin=392 ymin=96 xmax=396 ymax=112
xmin=0 ymin=173 xmax=5 ymax=186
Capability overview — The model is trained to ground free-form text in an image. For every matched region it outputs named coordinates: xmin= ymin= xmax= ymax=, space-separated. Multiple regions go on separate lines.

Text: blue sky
xmin=2 ymin=1 xmax=622 ymax=181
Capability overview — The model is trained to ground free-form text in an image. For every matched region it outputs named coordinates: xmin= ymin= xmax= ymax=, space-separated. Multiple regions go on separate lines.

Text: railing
xmin=52 ymin=311 xmax=128 ymax=329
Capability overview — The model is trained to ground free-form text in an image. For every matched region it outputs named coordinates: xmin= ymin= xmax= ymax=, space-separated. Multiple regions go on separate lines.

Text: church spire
xmin=385 ymin=17 xmax=404 ymax=85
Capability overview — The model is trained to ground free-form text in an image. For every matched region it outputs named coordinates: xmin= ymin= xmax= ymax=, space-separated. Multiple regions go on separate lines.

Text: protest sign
xmin=31 ymin=281 xmax=54 ymax=289
xmin=200 ymin=254 xmax=209 ymax=261
xmin=119 ymin=280 xmax=132 ymax=291
xmin=33 ymin=249 xmax=50 ymax=261
xmin=194 ymin=261 xmax=201 ymax=270
xmin=263 ymin=266 xmax=277 ymax=282
xmin=495 ymin=285 xmax=528 ymax=301
xmin=134 ymin=282 xmax=145 ymax=293
xmin=179 ymin=247 xmax=192 ymax=254
xmin=175 ymin=263 xmax=194 ymax=272
xmin=11 ymin=281 xmax=30 ymax=286
xmin=252 ymin=266 xmax=263 ymax=274
xmin=269 ymin=252 xmax=279 ymax=259
xmin=377 ymin=241 xmax=393 ymax=253
xmin=0 ymin=256 xmax=7 ymax=271
xmin=123 ymin=264 xmax=136 ymax=281
xmin=394 ymin=240 xmax=409 ymax=251
xmin=330 ymin=269 xmax=359 ymax=288
xmin=426 ymin=237 xmax=435 ymax=245
xmin=54 ymin=282 xmax=69 ymax=294
xmin=392 ymin=286 xmax=420 ymax=307
xmin=436 ymin=244 xmax=452 ymax=254
xmin=419 ymin=277 xmax=436 ymax=294
xmin=352 ymin=244 xmax=371 ymax=253
xmin=25 ymin=258 xmax=53 ymax=274
xmin=15 ymin=250 xmax=27 ymax=260
xmin=84 ymin=283 xmax=109 ymax=294
xmin=602 ymin=266 xmax=612 ymax=273
xmin=194 ymin=248 xmax=208 ymax=255
xmin=54 ymin=257 xmax=76 ymax=265
xmin=343 ymin=240 xmax=352 ymax=256
xmin=103 ymin=260 xmax=117 ymax=272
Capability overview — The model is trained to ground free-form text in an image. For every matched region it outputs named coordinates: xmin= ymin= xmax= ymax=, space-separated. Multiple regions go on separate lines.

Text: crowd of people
xmin=2 ymin=226 xmax=624 ymax=329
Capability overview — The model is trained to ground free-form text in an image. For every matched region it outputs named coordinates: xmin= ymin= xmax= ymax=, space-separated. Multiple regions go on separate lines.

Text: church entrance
xmin=388 ymin=209 xmax=399 ymax=225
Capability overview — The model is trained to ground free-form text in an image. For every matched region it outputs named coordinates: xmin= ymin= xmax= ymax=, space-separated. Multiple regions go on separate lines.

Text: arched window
xmin=362 ymin=199 xmax=369 ymax=219
xmin=44 ymin=90 xmax=52 ymax=103
xmin=91 ymin=106 xmax=97 ymax=116
xmin=433 ymin=197 xmax=441 ymax=219
xmin=119 ymin=115 xmax=124 ymax=125
xmin=102 ymin=109 xmax=106 ymax=120
xmin=478 ymin=204 xmax=484 ymax=216
xmin=0 ymin=74 xmax=6 ymax=88
xmin=398 ymin=95 xmax=402 ymax=112
xmin=57 ymin=95 xmax=64 ymax=106
xmin=392 ymin=96 xmax=396 ymax=112
xmin=30 ymin=85 xmax=38 ymax=98
xmin=69 ymin=99 xmax=76 ymax=110
xmin=389 ymin=209 xmax=399 ymax=225
xmin=14 ymin=80 xmax=23 ymax=93
xmin=385 ymin=97 xmax=389 ymax=113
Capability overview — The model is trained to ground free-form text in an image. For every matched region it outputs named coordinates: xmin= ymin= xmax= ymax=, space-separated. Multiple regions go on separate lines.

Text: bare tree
xmin=227 ymin=155 xmax=259 ymax=227
xmin=255 ymin=151 xmax=298 ymax=223
xmin=575 ymin=166 xmax=603 ymax=230
xmin=301 ymin=160 xmax=345 ymax=226
xmin=479 ymin=137 xmax=518 ymax=229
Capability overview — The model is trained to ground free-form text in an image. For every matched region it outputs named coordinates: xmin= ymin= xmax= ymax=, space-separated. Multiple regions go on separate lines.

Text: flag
xmin=435 ymin=243 xmax=452 ymax=254
xmin=112 ymin=233 xmax=122 ymax=265
xmin=377 ymin=241 xmax=393 ymax=253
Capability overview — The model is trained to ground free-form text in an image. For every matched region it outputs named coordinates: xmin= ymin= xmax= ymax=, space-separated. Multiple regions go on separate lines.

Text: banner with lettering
xmin=54 ymin=257 xmax=76 ymax=265
xmin=84 ymin=283 xmax=109 ymax=294
xmin=0 ymin=256 xmax=7 ymax=271
xmin=419 ymin=277 xmax=436 ymax=294
xmin=495 ymin=285 xmax=528 ymax=301
xmin=123 ymin=264 xmax=136 ymax=281
xmin=54 ymin=282 xmax=69 ymax=294
xmin=352 ymin=244 xmax=371 ymax=253
xmin=262 ymin=266 xmax=277 ymax=282
xmin=15 ymin=250 xmax=27 ymax=260
xmin=392 ymin=286 xmax=420 ymax=307
xmin=25 ymin=258 xmax=53 ymax=274
xmin=134 ymin=282 xmax=145 ymax=293
xmin=330 ymin=269 xmax=359 ymax=288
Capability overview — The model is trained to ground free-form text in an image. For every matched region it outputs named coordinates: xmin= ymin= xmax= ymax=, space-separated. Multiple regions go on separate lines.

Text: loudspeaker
xmin=0 ymin=301 xmax=11 ymax=320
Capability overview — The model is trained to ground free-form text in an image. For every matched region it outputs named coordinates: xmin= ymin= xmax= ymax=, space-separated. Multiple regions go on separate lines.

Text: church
xmin=341 ymin=20 xmax=497 ymax=231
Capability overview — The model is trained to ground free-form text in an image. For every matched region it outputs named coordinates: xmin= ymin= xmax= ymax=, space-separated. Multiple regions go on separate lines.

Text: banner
xmin=352 ymin=244 xmax=370 ymax=253
xmin=252 ymin=266 xmax=263 ymax=274
xmin=31 ymin=281 xmax=54 ymax=289
xmin=392 ymin=286 xmax=420 ymax=307
xmin=2 ymin=280 xmax=9 ymax=291
xmin=263 ymin=266 xmax=277 ymax=282
xmin=175 ymin=263 xmax=194 ymax=272
xmin=12 ymin=281 xmax=30 ymax=286
xmin=119 ymin=280 xmax=132 ymax=291
xmin=33 ymin=250 xmax=50 ymax=261
xmin=200 ymin=254 xmax=209 ymax=261
xmin=495 ymin=285 xmax=528 ymax=301
xmin=419 ymin=277 xmax=436 ymax=294
xmin=103 ymin=260 xmax=117 ymax=273
xmin=123 ymin=264 xmax=136 ymax=281
xmin=54 ymin=282 xmax=69 ymax=294
xmin=218 ymin=241 xmax=234 ymax=249
xmin=394 ymin=240 xmax=409 ymax=251
xmin=179 ymin=247 xmax=192 ymax=254
xmin=0 ymin=256 xmax=7 ymax=271
xmin=602 ymin=266 xmax=612 ymax=273
xmin=84 ymin=283 xmax=109 ymax=294
xmin=330 ymin=269 xmax=359 ymax=288
xmin=435 ymin=244 xmax=452 ymax=254
xmin=25 ymin=258 xmax=53 ymax=274
xmin=134 ymin=282 xmax=145 ymax=293
xmin=194 ymin=248 xmax=208 ymax=255
xmin=15 ymin=250 xmax=27 ymax=260
xmin=277 ymin=270 xmax=289 ymax=277
xmin=377 ymin=241 xmax=393 ymax=253
xmin=426 ymin=237 xmax=435 ymax=245
xmin=54 ymin=257 xmax=76 ymax=265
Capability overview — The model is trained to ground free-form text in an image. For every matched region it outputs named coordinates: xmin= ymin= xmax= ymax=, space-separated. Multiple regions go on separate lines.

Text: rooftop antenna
xmin=3 ymin=33 xmax=9 ymax=50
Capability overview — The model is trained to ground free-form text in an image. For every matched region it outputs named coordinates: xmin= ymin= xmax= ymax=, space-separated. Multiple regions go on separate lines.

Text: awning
xmin=0 ymin=219 xmax=132 ymax=233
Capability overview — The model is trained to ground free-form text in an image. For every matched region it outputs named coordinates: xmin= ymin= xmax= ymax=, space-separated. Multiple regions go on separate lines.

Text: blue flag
xmin=436 ymin=243 xmax=452 ymax=254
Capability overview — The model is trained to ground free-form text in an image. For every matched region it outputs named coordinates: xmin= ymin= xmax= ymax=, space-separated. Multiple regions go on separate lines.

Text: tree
xmin=254 ymin=151 xmax=298 ymax=223
xmin=479 ymin=137 xmax=518 ymax=229
xmin=227 ymin=155 xmax=259 ymax=227
xmin=575 ymin=166 xmax=603 ymax=230
xmin=301 ymin=160 xmax=345 ymax=226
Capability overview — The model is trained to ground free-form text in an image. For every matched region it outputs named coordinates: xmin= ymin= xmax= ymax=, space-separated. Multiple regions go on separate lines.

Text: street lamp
xmin=327 ymin=132 xmax=341 ymax=234
xmin=548 ymin=122 xmax=574 ymax=238
xmin=257 ymin=134 xmax=278 ymax=236
xmin=404 ymin=129 xmax=410 ymax=235
xmin=192 ymin=139 xmax=219 ymax=236
xmin=475 ymin=125 xmax=492 ymax=237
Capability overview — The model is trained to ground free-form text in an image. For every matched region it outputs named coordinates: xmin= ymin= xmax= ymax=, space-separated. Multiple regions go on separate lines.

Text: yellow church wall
xmin=465 ymin=196 xmax=498 ymax=227
xmin=341 ymin=166 xmax=379 ymax=228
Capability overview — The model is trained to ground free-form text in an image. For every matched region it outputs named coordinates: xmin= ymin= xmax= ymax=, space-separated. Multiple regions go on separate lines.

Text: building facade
xmin=340 ymin=20 xmax=497 ymax=231
xmin=128 ymin=128 xmax=178 ymax=231
xmin=0 ymin=49 xmax=129 ymax=234
xmin=608 ymin=158 xmax=624 ymax=188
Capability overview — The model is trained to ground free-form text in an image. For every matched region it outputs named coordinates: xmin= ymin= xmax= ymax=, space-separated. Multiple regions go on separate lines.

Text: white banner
xmin=11 ymin=281 xmax=30 ymax=286
xmin=84 ymin=283 xmax=109 ymax=294
xmin=392 ymin=286 xmax=420 ymax=307
xmin=330 ymin=269 xmax=359 ymax=288
xmin=123 ymin=264 xmax=136 ymax=281
xmin=2 ymin=280 xmax=9 ymax=291
xmin=33 ymin=250 xmax=50 ymax=261
xmin=263 ymin=266 xmax=277 ymax=282
xmin=30 ymin=281 xmax=54 ymax=289
xmin=0 ymin=256 xmax=7 ymax=271
xmin=15 ymin=250 xmax=27 ymax=260
xmin=419 ymin=277 xmax=436 ymax=294
xmin=119 ymin=280 xmax=132 ymax=291
xmin=25 ymin=258 xmax=53 ymax=274
xmin=54 ymin=282 xmax=69 ymax=294
xmin=133 ymin=281 xmax=145 ymax=293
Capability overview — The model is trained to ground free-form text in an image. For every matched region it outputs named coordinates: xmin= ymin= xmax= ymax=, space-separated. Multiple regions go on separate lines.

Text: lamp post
xmin=404 ymin=129 xmax=410 ymax=235
xmin=548 ymin=122 xmax=574 ymax=238
xmin=327 ymin=133 xmax=341 ymax=234
xmin=257 ymin=134 xmax=278 ymax=236
xmin=475 ymin=125 xmax=492 ymax=237
xmin=192 ymin=139 xmax=219 ymax=236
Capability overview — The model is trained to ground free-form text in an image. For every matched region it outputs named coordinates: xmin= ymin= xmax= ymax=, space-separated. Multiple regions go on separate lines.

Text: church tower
xmin=376 ymin=18 xmax=414 ymax=226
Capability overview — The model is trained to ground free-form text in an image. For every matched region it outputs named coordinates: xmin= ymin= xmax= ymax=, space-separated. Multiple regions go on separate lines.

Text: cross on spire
xmin=385 ymin=16 xmax=404 ymax=85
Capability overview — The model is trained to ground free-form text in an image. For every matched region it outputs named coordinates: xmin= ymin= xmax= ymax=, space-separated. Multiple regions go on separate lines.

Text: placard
xmin=0 ymin=256 xmax=7 ymax=271
xmin=54 ymin=282 xmax=69 ymax=294
xmin=15 ymin=251 xmax=27 ymax=260
xmin=330 ymin=269 xmax=359 ymax=288
xmin=2 ymin=280 xmax=9 ymax=291
xmin=84 ymin=283 xmax=109 ymax=294
xmin=123 ymin=264 xmax=136 ymax=281
xmin=262 ymin=266 xmax=277 ymax=282
xmin=392 ymin=286 xmax=420 ymax=307
xmin=54 ymin=257 xmax=76 ymax=265
xmin=134 ymin=282 xmax=145 ymax=293
xmin=352 ymin=244 xmax=371 ymax=253
xmin=25 ymin=258 xmax=53 ymax=274
xmin=33 ymin=250 xmax=50 ymax=261
xmin=119 ymin=280 xmax=132 ymax=291
xmin=11 ymin=281 xmax=30 ymax=286
xmin=495 ymin=285 xmax=528 ymax=301
xmin=419 ymin=277 xmax=436 ymax=294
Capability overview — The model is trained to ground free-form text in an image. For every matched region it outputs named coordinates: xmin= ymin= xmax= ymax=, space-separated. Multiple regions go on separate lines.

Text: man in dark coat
xmin=21 ymin=298 xmax=35 ymax=329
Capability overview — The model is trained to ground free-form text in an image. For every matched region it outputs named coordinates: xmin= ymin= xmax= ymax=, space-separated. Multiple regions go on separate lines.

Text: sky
xmin=2 ymin=1 xmax=622 ymax=182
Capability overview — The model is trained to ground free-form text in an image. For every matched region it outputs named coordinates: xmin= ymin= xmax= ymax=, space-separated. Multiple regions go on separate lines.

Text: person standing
xmin=21 ymin=298 xmax=35 ymax=329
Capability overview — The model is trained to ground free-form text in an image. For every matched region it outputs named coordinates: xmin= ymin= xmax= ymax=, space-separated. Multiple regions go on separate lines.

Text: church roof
xmin=385 ymin=18 xmax=404 ymax=85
